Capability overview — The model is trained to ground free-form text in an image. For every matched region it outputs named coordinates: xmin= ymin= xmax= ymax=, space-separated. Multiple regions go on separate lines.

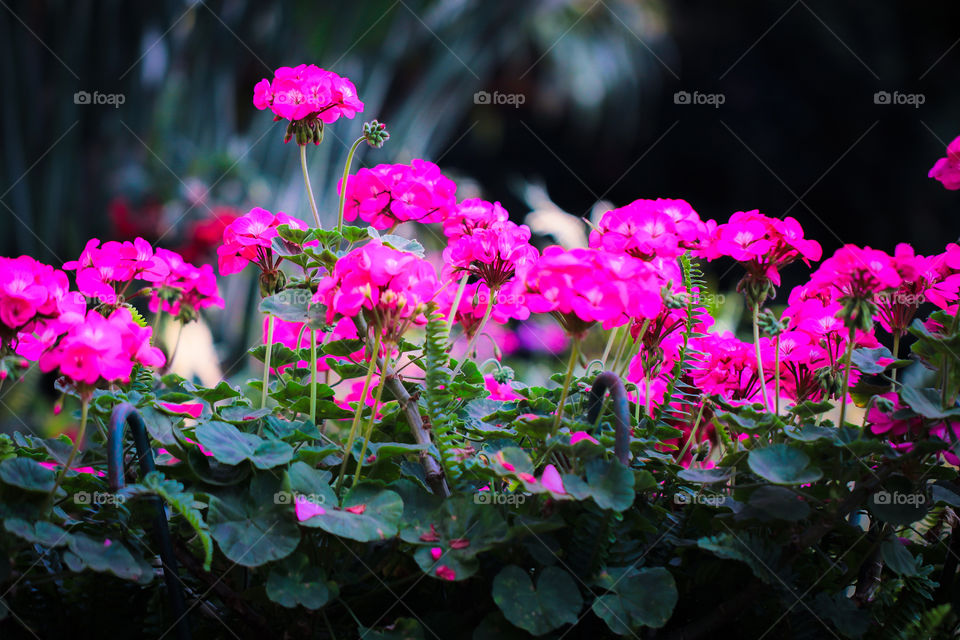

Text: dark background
xmin=2 ymin=0 xmax=960 ymax=296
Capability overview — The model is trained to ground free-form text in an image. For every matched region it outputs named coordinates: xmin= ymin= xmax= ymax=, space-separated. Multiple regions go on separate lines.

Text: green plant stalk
xmin=610 ymin=327 xmax=631 ymax=374
xmin=752 ymin=302 xmax=770 ymax=410
xmin=601 ymin=325 xmax=620 ymax=369
xmin=774 ymin=333 xmax=781 ymax=415
xmin=300 ymin=144 xmax=321 ymax=228
xmin=942 ymin=311 xmax=959 ymax=407
xmin=337 ymin=136 xmax=365 ymax=234
xmin=261 ymin=315 xmax=276 ymax=409
xmin=451 ymin=287 xmax=496 ymax=378
xmin=310 ymin=329 xmax=318 ymax=425
xmin=49 ymin=398 xmax=88 ymax=502
xmin=553 ymin=337 xmax=581 ymax=434
xmin=352 ymin=348 xmax=393 ymax=487
xmin=838 ymin=325 xmax=856 ymax=427
xmin=446 ymin=273 xmax=470 ymax=335
xmin=676 ymin=401 xmax=706 ymax=463
xmin=645 ymin=376 xmax=653 ymax=417
xmin=336 ymin=330 xmax=381 ymax=493
xmin=891 ymin=332 xmax=900 ymax=384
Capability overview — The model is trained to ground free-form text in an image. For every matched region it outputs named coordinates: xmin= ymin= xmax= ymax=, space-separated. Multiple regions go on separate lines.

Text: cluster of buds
xmin=284 ymin=118 xmax=324 ymax=146
xmin=363 ymin=120 xmax=390 ymax=149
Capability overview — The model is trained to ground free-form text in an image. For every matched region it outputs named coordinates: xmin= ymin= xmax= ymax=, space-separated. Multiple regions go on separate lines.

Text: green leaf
xmin=851 ymin=346 xmax=896 ymax=374
xmin=259 ymin=291 xmax=327 ymax=330
xmin=748 ymin=444 xmax=822 ymax=485
xmin=881 ymin=539 xmax=917 ymax=576
xmin=297 ymin=484 xmax=403 ymax=542
xmin=736 ymin=486 xmax=810 ymax=522
xmin=492 ymin=565 xmax=582 ymax=636
xmin=207 ymin=475 xmax=300 ymax=567
xmin=592 ymin=567 xmax=678 ymax=633
xmin=901 ymin=386 xmax=960 ymax=420
xmin=0 ymin=457 xmax=57 ymax=493
xmin=358 ymin=618 xmax=426 ymax=640
xmin=3 ymin=518 xmax=70 ymax=547
xmin=194 ymin=421 xmax=293 ymax=469
xmin=563 ymin=459 xmax=635 ymax=511
xmin=249 ymin=343 xmax=300 ymax=368
xmin=677 ymin=467 xmax=733 ymax=484
xmin=67 ymin=533 xmax=153 ymax=583
xmin=321 ymin=339 xmax=365 ymax=357
xmin=266 ymin=553 xmax=336 ymax=609
xmin=868 ymin=475 xmax=930 ymax=525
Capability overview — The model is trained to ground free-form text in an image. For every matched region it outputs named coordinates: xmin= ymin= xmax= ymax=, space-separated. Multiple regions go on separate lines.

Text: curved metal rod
xmin=108 ymin=403 xmax=191 ymax=640
xmin=586 ymin=371 xmax=631 ymax=465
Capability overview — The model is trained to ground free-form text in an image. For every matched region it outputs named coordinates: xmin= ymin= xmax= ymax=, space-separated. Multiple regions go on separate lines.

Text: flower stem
xmin=645 ymin=376 xmax=653 ymax=417
xmin=601 ymin=326 xmax=620 ymax=369
xmin=838 ymin=325 xmax=856 ymax=427
xmin=451 ymin=288 xmax=496 ymax=378
xmin=352 ymin=348 xmax=392 ymax=487
xmin=446 ymin=273 xmax=470 ymax=335
xmin=752 ymin=302 xmax=770 ymax=410
xmin=891 ymin=332 xmax=900 ymax=385
xmin=774 ymin=333 xmax=781 ymax=415
xmin=336 ymin=330 xmax=381 ymax=493
xmin=553 ymin=337 xmax=581 ymax=434
xmin=49 ymin=398 xmax=88 ymax=503
xmin=337 ymin=136 xmax=365 ymax=234
xmin=261 ymin=315 xmax=276 ymax=409
xmin=300 ymin=144 xmax=321 ymax=228
xmin=310 ymin=329 xmax=318 ymax=425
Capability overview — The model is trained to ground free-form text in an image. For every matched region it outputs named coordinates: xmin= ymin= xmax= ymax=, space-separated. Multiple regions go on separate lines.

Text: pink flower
xmin=808 ymin=245 xmax=902 ymax=307
xmin=218 ymin=208 xmax=304 ymax=276
xmin=929 ymin=135 xmax=960 ymax=190
xmin=148 ymin=248 xmax=224 ymax=320
xmin=484 ymin=375 xmax=521 ymax=401
xmin=540 ymin=464 xmax=566 ymax=495
xmin=435 ymin=565 xmax=456 ymax=581
xmin=443 ymin=199 xmax=509 ymax=238
xmin=430 ymin=547 xmax=443 ymax=561
xmin=522 ymin=246 xmax=664 ymax=336
xmin=590 ymin=198 xmax=713 ymax=260
xmin=159 ymin=402 xmax=204 ymax=419
xmin=253 ymin=64 xmax=363 ymax=128
xmin=339 ymin=160 xmax=457 ymax=229
xmin=38 ymin=462 xmax=105 ymax=477
xmin=0 ymin=256 xmax=79 ymax=350
xmin=569 ymin=431 xmax=599 ymax=445
xmin=312 ymin=241 xmax=438 ymax=343
xmin=443 ymin=218 xmax=539 ymax=290
xmin=295 ymin=495 xmax=326 ymax=521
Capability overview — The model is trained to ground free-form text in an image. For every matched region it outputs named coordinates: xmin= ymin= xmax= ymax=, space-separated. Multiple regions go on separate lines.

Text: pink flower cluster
xmin=253 ymin=64 xmax=363 ymax=125
xmin=339 ymin=160 xmax=458 ymax=230
xmin=590 ymin=198 xmax=713 ymax=261
xmin=312 ymin=241 xmax=438 ymax=343
xmin=218 ymin=207 xmax=304 ymax=275
xmin=38 ymin=307 xmax=165 ymax=389
xmin=522 ymin=247 xmax=665 ymax=337
xmin=929 ymin=135 xmax=960 ymax=190
xmin=148 ymin=248 xmax=223 ymax=319
xmin=0 ymin=256 xmax=81 ymax=349
xmin=442 ymin=215 xmax=538 ymax=291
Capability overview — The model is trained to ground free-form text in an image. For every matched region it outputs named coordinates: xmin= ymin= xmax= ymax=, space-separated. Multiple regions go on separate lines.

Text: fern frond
xmin=422 ymin=303 xmax=462 ymax=488
xmin=657 ymin=253 xmax=705 ymax=422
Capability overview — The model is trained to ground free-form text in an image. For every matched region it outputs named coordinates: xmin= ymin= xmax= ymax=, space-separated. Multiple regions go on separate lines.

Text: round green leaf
xmin=748 ymin=444 xmax=822 ymax=485
xmin=0 ymin=457 xmax=57 ymax=493
xmin=492 ymin=565 xmax=582 ymax=636
xmin=266 ymin=553 xmax=336 ymax=609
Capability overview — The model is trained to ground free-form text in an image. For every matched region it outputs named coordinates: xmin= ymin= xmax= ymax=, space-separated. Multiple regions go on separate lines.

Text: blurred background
xmin=2 ymin=0 xmax=960 ymax=427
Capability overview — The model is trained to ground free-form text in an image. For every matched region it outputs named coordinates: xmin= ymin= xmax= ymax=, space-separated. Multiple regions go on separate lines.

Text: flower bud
xmin=363 ymin=120 xmax=390 ymax=148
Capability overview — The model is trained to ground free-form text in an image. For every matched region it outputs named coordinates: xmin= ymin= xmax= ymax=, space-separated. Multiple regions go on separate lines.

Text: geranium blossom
xmin=217 ymin=207 xmax=305 ymax=277
xmin=443 ymin=219 xmax=539 ymax=291
xmin=590 ymin=198 xmax=713 ymax=260
xmin=929 ymin=135 xmax=960 ymax=190
xmin=339 ymin=160 xmax=457 ymax=230
xmin=253 ymin=64 xmax=363 ymax=126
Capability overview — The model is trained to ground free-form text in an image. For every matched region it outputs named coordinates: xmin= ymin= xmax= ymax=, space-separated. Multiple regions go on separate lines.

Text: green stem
xmin=337 ymin=136 xmax=365 ymax=234
xmin=49 ymin=398 xmax=88 ymax=503
xmin=891 ymin=332 xmax=900 ymax=385
xmin=310 ymin=329 xmax=318 ymax=425
xmin=838 ymin=325 xmax=856 ymax=428
xmin=553 ymin=337 xmax=581 ymax=434
xmin=336 ymin=331 xmax=381 ymax=493
xmin=446 ymin=273 xmax=470 ymax=335
xmin=774 ymin=333 xmax=781 ymax=415
xmin=645 ymin=376 xmax=653 ymax=417
xmin=352 ymin=349 xmax=392 ymax=487
xmin=677 ymin=401 xmax=707 ymax=464
xmin=451 ymin=288 xmax=496 ymax=378
xmin=261 ymin=315 xmax=276 ymax=410
xmin=752 ymin=302 xmax=770 ymax=410
xmin=299 ymin=144 xmax=321 ymax=228
xmin=941 ymin=312 xmax=958 ymax=407
xmin=601 ymin=326 xmax=620 ymax=369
